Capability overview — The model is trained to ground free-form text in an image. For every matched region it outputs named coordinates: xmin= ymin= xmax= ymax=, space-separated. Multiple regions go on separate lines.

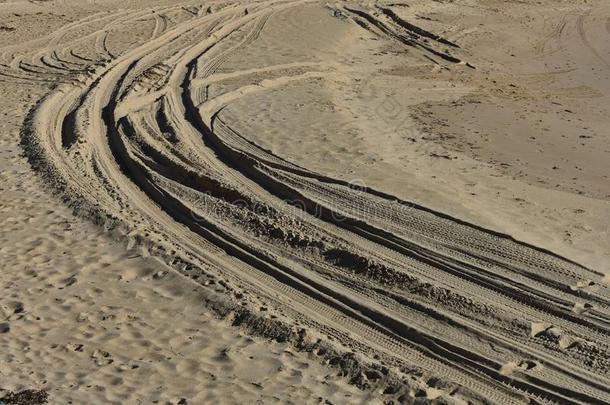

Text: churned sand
xmin=1 ymin=0 xmax=609 ymax=403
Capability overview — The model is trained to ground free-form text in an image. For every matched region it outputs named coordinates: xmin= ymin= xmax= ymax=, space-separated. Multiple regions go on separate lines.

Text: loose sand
xmin=1 ymin=0 xmax=609 ymax=403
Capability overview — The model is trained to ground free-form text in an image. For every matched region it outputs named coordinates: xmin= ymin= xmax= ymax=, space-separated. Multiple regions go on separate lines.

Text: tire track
xmin=17 ymin=1 xmax=610 ymax=403
xmin=577 ymin=10 xmax=610 ymax=69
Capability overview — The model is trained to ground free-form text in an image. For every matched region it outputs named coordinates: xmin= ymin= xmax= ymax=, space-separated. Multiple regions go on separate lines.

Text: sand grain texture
xmin=1 ymin=0 xmax=609 ymax=403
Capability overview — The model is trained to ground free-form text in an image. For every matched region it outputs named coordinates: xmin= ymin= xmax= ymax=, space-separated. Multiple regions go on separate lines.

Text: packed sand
xmin=1 ymin=0 xmax=609 ymax=403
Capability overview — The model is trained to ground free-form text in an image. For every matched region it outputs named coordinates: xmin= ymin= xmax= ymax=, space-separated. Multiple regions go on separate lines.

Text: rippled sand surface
xmin=1 ymin=0 xmax=609 ymax=403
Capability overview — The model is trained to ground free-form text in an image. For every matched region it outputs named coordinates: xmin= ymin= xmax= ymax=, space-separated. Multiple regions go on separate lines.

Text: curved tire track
xmin=16 ymin=1 xmax=610 ymax=403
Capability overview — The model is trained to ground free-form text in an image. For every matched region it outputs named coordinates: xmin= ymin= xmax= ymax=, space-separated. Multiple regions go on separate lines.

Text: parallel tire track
xmin=16 ymin=1 xmax=610 ymax=403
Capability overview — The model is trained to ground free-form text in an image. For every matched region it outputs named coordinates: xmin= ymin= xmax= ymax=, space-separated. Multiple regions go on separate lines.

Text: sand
xmin=0 ymin=156 xmax=373 ymax=404
xmin=1 ymin=0 xmax=609 ymax=403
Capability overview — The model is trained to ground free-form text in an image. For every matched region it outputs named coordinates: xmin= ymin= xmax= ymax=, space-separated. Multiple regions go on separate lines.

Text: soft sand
xmin=0 ymin=154 xmax=374 ymax=404
xmin=0 ymin=34 xmax=375 ymax=405
xmin=0 ymin=1 xmax=377 ymax=403
xmin=1 ymin=0 xmax=609 ymax=403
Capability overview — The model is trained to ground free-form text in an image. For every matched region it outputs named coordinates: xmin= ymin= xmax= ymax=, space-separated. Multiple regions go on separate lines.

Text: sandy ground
xmin=0 ymin=148 xmax=373 ymax=404
xmin=0 ymin=22 xmax=377 ymax=405
xmin=221 ymin=0 xmax=610 ymax=271
xmin=1 ymin=0 xmax=609 ymax=404
xmin=0 ymin=1 xmax=377 ymax=404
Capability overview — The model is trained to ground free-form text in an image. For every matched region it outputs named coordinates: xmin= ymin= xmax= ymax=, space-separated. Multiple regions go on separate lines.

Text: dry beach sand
xmin=1 ymin=0 xmax=609 ymax=403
